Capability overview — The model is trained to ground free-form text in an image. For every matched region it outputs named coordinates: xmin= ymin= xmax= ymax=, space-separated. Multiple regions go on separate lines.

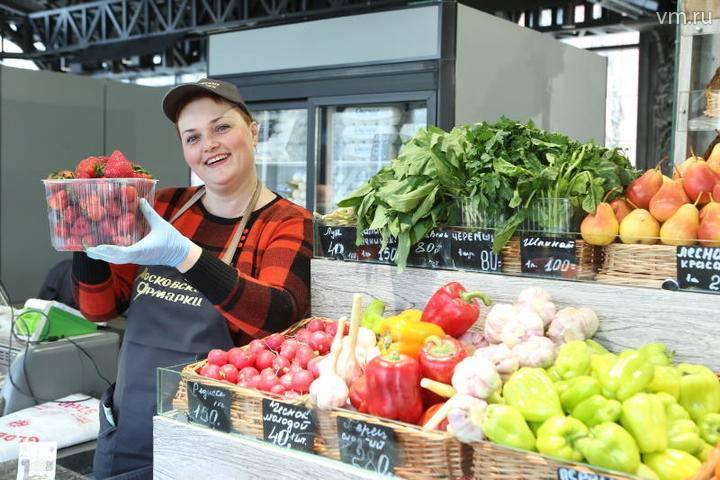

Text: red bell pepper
xmin=418 ymin=335 xmax=467 ymax=384
xmin=420 ymin=402 xmax=448 ymax=431
xmin=365 ymin=352 xmax=424 ymax=424
xmin=421 ymin=282 xmax=492 ymax=337
xmin=349 ymin=374 xmax=369 ymax=413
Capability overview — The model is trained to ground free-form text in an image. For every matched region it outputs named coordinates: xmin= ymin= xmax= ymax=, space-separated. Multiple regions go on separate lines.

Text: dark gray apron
xmin=93 ymin=181 xmax=262 ymax=479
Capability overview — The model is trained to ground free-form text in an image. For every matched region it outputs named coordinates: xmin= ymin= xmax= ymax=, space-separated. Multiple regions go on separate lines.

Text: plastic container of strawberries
xmin=42 ymin=178 xmax=157 ymax=251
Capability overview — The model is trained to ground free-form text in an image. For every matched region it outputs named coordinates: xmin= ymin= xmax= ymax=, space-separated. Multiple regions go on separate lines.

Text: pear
xmin=649 ymin=179 xmax=690 ymax=222
xmin=698 ymin=199 xmax=720 ymax=247
xmin=626 ymin=167 xmax=663 ymax=210
xmin=682 ymin=161 xmax=717 ymax=204
xmin=581 ymin=203 xmax=619 ymax=246
xmin=707 ymin=143 xmax=720 ymax=176
xmin=673 ymin=155 xmax=704 ymax=179
xmin=660 ymin=203 xmax=700 ymax=246
xmin=619 ymin=209 xmax=660 ymax=245
xmin=610 ymin=198 xmax=633 ymax=223
xmin=714 ymin=183 xmax=720 ymax=203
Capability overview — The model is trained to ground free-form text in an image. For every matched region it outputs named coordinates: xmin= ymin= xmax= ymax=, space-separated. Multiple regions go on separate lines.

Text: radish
xmin=264 ymin=333 xmax=285 ymax=351
xmin=238 ymin=366 xmax=259 ymax=380
xmin=272 ymin=355 xmax=291 ymax=374
xmin=247 ymin=374 xmax=262 ymax=389
xmin=236 ymin=379 xmax=250 ymax=388
xmin=294 ymin=328 xmax=311 ymax=344
xmin=284 ymin=391 xmax=300 ymax=400
xmin=200 ymin=363 xmax=221 ymax=380
xmin=255 ymin=350 xmax=276 ymax=371
xmin=294 ymin=345 xmax=316 ymax=369
xmin=247 ymin=339 xmax=267 ymax=353
xmin=307 ymin=355 xmax=325 ymax=378
xmin=270 ymin=384 xmax=287 ymax=395
xmin=291 ymin=370 xmax=314 ymax=394
xmin=324 ymin=321 xmax=349 ymax=337
xmin=219 ymin=364 xmax=239 ymax=383
xmin=307 ymin=319 xmax=325 ymax=333
xmin=279 ymin=341 xmax=299 ymax=360
xmin=280 ymin=373 xmax=294 ymax=390
xmin=288 ymin=363 xmax=305 ymax=374
xmin=207 ymin=349 xmax=228 ymax=366
xmin=309 ymin=331 xmax=331 ymax=354
xmin=228 ymin=348 xmax=254 ymax=370
xmin=258 ymin=372 xmax=279 ymax=392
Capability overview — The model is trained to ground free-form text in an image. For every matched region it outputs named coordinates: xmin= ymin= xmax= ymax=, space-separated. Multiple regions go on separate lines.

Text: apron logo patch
xmin=133 ymin=269 xmax=204 ymax=307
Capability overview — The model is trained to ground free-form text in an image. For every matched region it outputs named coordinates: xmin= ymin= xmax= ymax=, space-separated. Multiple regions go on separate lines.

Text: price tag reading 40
xmin=337 ymin=417 xmax=396 ymax=476
xmin=520 ymin=235 xmax=578 ymax=279
xmin=187 ymin=381 xmax=231 ymax=433
xmin=676 ymin=246 xmax=720 ymax=293
xmin=261 ymin=399 xmax=316 ymax=453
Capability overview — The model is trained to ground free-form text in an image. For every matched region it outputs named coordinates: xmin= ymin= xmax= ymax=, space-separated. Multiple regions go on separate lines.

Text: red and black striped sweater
xmin=72 ymin=186 xmax=313 ymax=345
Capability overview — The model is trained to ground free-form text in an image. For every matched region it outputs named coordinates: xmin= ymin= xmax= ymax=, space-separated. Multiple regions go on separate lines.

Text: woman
xmin=73 ymin=78 xmax=312 ymax=479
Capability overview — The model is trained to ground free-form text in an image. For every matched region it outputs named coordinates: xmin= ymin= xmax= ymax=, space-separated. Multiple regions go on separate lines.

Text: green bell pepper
xmin=667 ymin=419 xmax=704 ymax=456
xmin=556 ymin=376 xmax=601 ymax=414
xmin=646 ymin=366 xmax=681 ymax=400
xmin=535 ymin=416 xmax=588 ymax=462
xmin=656 ymin=392 xmax=692 ymax=422
xmin=482 ymin=404 xmax=536 ymax=451
xmin=636 ymin=463 xmax=661 ymax=480
xmin=699 ymin=412 xmax=720 ymax=445
xmin=698 ymin=442 xmax=713 ymax=462
xmin=546 ymin=366 xmax=563 ymax=382
xmin=571 ymin=394 xmax=622 ymax=428
xmin=554 ymin=341 xmax=591 ymax=380
xmin=678 ymin=363 xmax=720 ymax=423
xmin=590 ymin=353 xmax=617 ymax=396
xmin=585 ymin=339 xmax=610 ymax=355
xmin=620 ymin=393 xmax=668 ymax=454
xmin=361 ymin=298 xmax=386 ymax=334
xmin=639 ymin=343 xmax=672 ymax=366
xmin=643 ymin=449 xmax=702 ymax=480
xmin=596 ymin=349 xmax=654 ymax=401
xmin=503 ymin=368 xmax=563 ymax=423
xmin=575 ymin=422 xmax=641 ymax=474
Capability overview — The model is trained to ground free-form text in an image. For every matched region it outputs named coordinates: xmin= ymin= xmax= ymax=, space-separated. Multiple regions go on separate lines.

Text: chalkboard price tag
xmin=316 ymin=226 xmax=357 ymax=261
xmin=520 ymin=235 xmax=578 ymax=278
xmin=337 ymin=417 xmax=396 ymax=476
xmin=187 ymin=381 xmax=232 ymax=433
xmin=557 ymin=466 xmax=613 ymax=480
xmin=676 ymin=246 xmax=720 ymax=293
xmin=261 ymin=399 xmax=316 ymax=452
xmin=449 ymin=229 xmax=502 ymax=272
xmin=406 ymin=229 xmax=451 ymax=269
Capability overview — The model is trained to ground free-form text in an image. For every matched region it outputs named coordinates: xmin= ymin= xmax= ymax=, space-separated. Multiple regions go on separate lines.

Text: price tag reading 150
xmin=187 ymin=381 xmax=231 ymax=433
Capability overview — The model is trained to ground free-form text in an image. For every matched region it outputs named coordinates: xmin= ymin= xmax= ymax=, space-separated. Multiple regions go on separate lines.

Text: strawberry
xmin=85 ymin=203 xmax=106 ymax=222
xmin=64 ymin=236 xmax=84 ymax=251
xmin=117 ymin=213 xmax=136 ymax=233
xmin=132 ymin=164 xmax=153 ymax=179
xmin=63 ymin=205 xmax=80 ymax=226
xmin=106 ymin=199 xmax=122 ymax=217
xmin=53 ymin=222 xmax=70 ymax=239
xmin=97 ymin=219 xmax=115 ymax=239
xmin=82 ymin=234 xmax=99 ymax=247
xmin=112 ymin=235 xmax=134 ymax=246
xmin=75 ymin=156 xmax=105 ymax=178
xmin=119 ymin=185 xmax=138 ymax=203
xmin=104 ymin=150 xmax=134 ymax=178
xmin=48 ymin=191 xmax=68 ymax=210
xmin=70 ymin=217 xmax=90 ymax=237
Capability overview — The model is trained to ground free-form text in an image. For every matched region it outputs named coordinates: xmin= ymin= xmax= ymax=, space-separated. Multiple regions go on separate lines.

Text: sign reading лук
xmin=676 ymin=246 xmax=720 ymax=293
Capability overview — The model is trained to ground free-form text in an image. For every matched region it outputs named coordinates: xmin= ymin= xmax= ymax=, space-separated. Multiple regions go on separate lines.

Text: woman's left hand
xmin=86 ymin=199 xmax=192 ymax=267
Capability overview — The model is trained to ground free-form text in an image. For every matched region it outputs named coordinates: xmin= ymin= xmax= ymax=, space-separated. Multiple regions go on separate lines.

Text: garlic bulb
xmin=451 ymin=356 xmax=502 ymax=399
xmin=511 ymin=336 xmax=556 ymax=368
xmin=516 ymin=287 xmax=556 ymax=328
xmin=474 ymin=344 xmax=519 ymax=378
xmin=547 ymin=307 xmax=599 ymax=345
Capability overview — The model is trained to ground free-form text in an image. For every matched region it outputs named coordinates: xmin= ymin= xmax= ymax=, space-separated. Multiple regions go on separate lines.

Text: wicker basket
xmin=595 ymin=243 xmax=676 ymax=288
xmin=316 ymin=408 xmax=468 ymax=479
xmin=705 ymin=90 xmax=720 ymax=118
xmin=171 ymin=316 xmax=334 ymax=450
xmin=501 ymin=237 xmax=599 ymax=281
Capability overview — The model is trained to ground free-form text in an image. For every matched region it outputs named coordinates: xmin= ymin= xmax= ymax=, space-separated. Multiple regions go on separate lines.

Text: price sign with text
xmin=676 ymin=246 xmax=720 ymax=293
xmin=262 ymin=399 xmax=316 ymax=453
xmin=556 ymin=467 xmax=613 ymax=480
xmin=449 ymin=229 xmax=502 ymax=272
xmin=316 ymin=226 xmax=357 ymax=261
xmin=187 ymin=382 xmax=231 ymax=433
xmin=406 ymin=229 xmax=451 ymax=269
xmin=337 ymin=417 xmax=396 ymax=476
xmin=520 ymin=235 xmax=578 ymax=278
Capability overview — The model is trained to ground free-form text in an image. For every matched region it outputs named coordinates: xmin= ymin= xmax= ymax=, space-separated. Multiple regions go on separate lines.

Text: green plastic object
xmin=45 ymin=306 xmax=97 ymax=339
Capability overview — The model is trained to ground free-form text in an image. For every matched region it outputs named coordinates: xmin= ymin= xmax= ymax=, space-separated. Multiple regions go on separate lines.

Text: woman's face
xmin=177 ymin=97 xmax=258 ymax=194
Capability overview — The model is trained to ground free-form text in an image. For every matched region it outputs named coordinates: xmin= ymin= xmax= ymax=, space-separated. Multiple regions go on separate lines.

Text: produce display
xmin=581 ymin=149 xmax=720 ymax=247
xmin=337 ymin=118 xmax=636 ymax=269
xmin=43 ymin=150 xmax=156 ymax=251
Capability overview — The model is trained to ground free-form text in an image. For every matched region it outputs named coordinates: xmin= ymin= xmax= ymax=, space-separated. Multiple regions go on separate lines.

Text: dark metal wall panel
xmin=104 ymin=81 xmax=187 ymax=190
xmin=0 ymin=66 xmax=104 ymax=302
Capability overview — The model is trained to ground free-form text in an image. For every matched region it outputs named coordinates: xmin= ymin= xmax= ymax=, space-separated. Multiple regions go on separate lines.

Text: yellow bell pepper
xmin=379 ymin=309 xmax=444 ymax=358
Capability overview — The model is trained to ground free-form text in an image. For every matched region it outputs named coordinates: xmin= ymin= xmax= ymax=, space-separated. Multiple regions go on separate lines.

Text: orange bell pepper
xmin=378 ymin=309 xmax=445 ymax=358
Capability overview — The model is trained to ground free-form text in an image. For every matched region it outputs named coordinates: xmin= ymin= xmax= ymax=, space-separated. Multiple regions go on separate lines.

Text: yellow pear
xmin=698 ymin=199 xmax=720 ymax=247
xmin=581 ymin=203 xmax=619 ymax=246
xmin=673 ymin=156 xmax=704 ymax=179
xmin=660 ymin=203 xmax=700 ymax=246
xmin=708 ymin=143 xmax=720 ymax=176
xmin=619 ymin=209 xmax=660 ymax=244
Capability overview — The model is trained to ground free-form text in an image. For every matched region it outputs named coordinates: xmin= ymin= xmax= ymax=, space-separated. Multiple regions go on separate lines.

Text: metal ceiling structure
xmin=0 ymin=0 xmax=675 ymax=76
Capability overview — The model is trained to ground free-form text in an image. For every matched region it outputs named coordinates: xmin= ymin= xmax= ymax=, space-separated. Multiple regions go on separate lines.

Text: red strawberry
xmin=117 ymin=213 xmax=136 ymax=233
xmin=119 ymin=185 xmax=138 ymax=203
xmin=82 ymin=234 xmax=99 ymax=247
xmin=70 ymin=217 xmax=90 ymax=237
xmin=112 ymin=235 xmax=134 ymax=246
xmin=98 ymin=219 xmax=115 ymax=238
xmin=85 ymin=203 xmax=106 ymax=222
xmin=48 ymin=191 xmax=68 ymax=210
xmin=75 ymin=156 xmax=105 ymax=178
xmin=106 ymin=199 xmax=122 ymax=217
xmin=65 ymin=236 xmax=84 ymax=250
xmin=63 ymin=206 xmax=80 ymax=226
xmin=104 ymin=151 xmax=134 ymax=178
xmin=53 ymin=222 xmax=70 ymax=239
xmin=132 ymin=164 xmax=153 ymax=179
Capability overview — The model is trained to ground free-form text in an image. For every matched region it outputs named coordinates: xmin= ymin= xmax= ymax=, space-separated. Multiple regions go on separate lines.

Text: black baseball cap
xmin=162 ymin=78 xmax=253 ymax=122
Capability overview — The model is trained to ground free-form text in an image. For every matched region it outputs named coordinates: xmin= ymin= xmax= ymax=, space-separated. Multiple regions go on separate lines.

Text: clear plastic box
xmin=42 ymin=178 xmax=157 ymax=251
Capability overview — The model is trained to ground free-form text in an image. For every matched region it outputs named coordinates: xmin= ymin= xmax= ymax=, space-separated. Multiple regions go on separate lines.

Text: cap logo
xmin=199 ymin=80 xmax=221 ymax=89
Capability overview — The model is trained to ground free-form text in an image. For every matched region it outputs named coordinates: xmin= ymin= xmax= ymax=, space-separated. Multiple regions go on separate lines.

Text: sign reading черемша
xmin=676 ymin=246 xmax=720 ymax=293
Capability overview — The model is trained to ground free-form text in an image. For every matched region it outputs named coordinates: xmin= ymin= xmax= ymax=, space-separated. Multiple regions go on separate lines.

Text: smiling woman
xmin=71 ymin=78 xmax=313 ymax=480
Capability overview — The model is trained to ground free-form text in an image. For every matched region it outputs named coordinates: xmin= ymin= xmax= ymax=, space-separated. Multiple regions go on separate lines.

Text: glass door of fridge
xmin=314 ymin=94 xmax=433 ymax=214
